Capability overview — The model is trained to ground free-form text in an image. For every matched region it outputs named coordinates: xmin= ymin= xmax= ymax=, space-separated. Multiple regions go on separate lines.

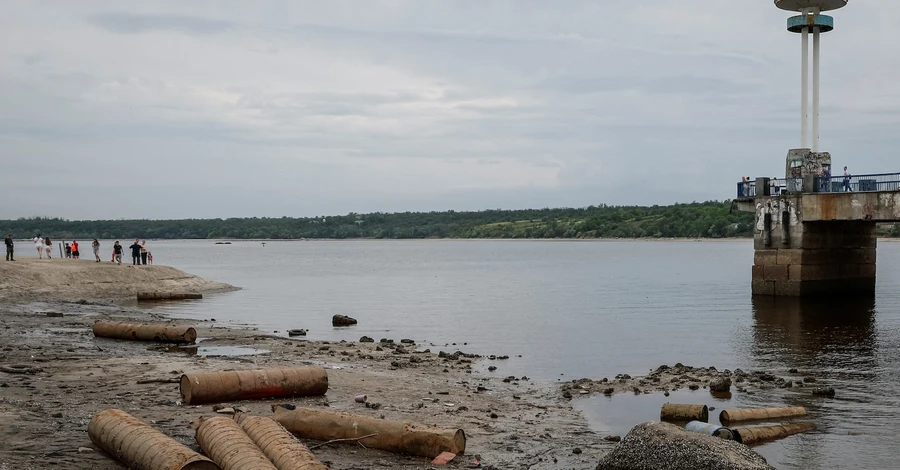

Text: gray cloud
xmin=0 ymin=1 xmax=896 ymax=219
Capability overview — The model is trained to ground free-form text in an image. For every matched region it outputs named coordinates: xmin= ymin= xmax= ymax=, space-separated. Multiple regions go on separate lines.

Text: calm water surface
xmin=48 ymin=239 xmax=900 ymax=468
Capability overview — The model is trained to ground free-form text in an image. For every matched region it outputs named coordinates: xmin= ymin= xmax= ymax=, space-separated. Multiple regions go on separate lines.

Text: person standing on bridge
xmin=843 ymin=166 xmax=852 ymax=192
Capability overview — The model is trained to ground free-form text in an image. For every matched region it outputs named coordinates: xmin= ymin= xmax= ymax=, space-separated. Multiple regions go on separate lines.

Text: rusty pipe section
xmin=88 ymin=409 xmax=220 ymax=470
xmin=660 ymin=403 xmax=709 ymax=423
xmin=180 ymin=367 xmax=328 ymax=405
xmin=235 ymin=413 xmax=328 ymax=470
xmin=735 ymin=423 xmax=815 ymax=445
xmin=273 ymin=405 xmax=466 ymax=459
xmin=196 ymin=416 xmax=278 ymax=470
xmin=93 ymin=320 xmax=197 ymax=343
xmin=138 ymin=292 xmax=203 ymax=301
xmin=719 ymin=406 xmax=807 ymax=424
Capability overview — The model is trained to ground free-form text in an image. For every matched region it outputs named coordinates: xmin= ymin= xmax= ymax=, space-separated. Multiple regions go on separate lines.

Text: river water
xmin=35 ymin=239 xmax=900 ymax=468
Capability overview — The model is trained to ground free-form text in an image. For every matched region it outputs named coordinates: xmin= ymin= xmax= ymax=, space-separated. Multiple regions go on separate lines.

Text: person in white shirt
xmin=33 ymin=233 xmax=43 ymax=259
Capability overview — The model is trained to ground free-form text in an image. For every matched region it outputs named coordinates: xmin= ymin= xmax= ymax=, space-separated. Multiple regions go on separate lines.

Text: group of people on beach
xmin=3 ymin=234 xmax=152 ymax=266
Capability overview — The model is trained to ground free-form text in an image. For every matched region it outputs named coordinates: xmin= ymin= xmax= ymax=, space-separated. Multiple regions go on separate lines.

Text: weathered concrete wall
xmin=800 ymin=192 xmax=900 ymax=222
xmin=753 ymin=194 xmax=877 ymax=296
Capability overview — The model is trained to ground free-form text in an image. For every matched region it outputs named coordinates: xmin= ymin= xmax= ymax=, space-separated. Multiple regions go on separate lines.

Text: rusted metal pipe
xmin=684 ymin=421 xmax=742 ymax=443
xmin=660 ymin=403 xmax=709 ymax=423
xmin=180 ymin=367 xmax=328 ymax=405
xmin=88 ymin=409 xmax=219 ymax=470
xmin=234 ymin=413 xmax=328 ymax=470
xmin=719 ymin=406 xmax=807 ymax=424
xmin=273 ymin=405 xmax=466 ymax=458
xmin=196 ymin=416 xmax=278 ymax=470
xmin=93 ymin=320 xmax=197 ymax=343
xmin=138 ymin=292 xmax=203 ymax=301
xmin=735 ymin=423 xmax=815 ymax=445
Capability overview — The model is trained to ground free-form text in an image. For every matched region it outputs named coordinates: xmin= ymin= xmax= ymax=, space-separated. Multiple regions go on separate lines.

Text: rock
xmin=287 ymin=329 xmax=307 ymax=336
xmin=812 ymin=387 xmax=836 ymax=397
xmin=563 ymin=391 xmax=573 ymax=399
xmin=488 ymin=366 xmax=497 ymax=371
xmin=604 ymin=435 xmax=622 ymax=442
xmin=46 ymin=312 xmax=63 ymax=318
xmin=709 ymin=377 xmax=731 ymax=393
xmin=573 ymin=448 xmax=583 ymax=455
xmin=77 ymin=447 xmax=94 ymax=454
xmin=332 ymin=315 xmax=358 ymax=326
xmin=400 ymin=339 xmax=415 ymax=344
xmin=595 ymin=422 xmax=774 ymax=470
xmin=359 ymin=336 xmax=374 ymax=343
xmin=802 ymin=377 xmax=816 ymax=383
xmin=788 ymin=368 xmax=798 ymax=373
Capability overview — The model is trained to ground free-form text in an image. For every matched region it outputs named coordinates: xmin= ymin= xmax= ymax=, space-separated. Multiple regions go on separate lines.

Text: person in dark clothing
xmin=129 ymin=239 xmax=142 ymax=265
xmin=113 ymin=241 xmax=123 ymax=265
xmin=4 ymin=234 xmax=13 ymax=261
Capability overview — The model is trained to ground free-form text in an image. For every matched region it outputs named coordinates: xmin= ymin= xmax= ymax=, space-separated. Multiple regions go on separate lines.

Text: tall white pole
xmin=801 ymin=26 xmax=809 ymax=149
xmin=812 ymin=25 xmax=821 ymax=152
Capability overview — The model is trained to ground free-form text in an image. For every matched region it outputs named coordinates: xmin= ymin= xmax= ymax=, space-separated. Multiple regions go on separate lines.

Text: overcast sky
xmin=2 ymin=0 xmax=899 ymax=219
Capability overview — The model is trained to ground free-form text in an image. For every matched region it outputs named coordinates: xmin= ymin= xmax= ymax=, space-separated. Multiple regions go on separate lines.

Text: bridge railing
xmin=737 ymin=173 xmax=900 ymax=197
xmin=815 ymin=172 xmax=900 ymax=193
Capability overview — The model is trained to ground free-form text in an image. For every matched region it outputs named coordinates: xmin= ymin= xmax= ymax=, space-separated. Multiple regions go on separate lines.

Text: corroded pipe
xmin=273 ymin=405 xmax=466 ymax=459
xmin=735 ymin=423 xmax=816 ymax=445
xmin=196 ymin=416 xmax=278 ymax=470
xmin=180 ymin=367 xmax=328 ymax=405
xmin=235 ymin=413 xmax=328 ymax=470
xmin=93 ymin=320 xmax=197 ymax=343
xmin=719 ymin=406 xmax=807 ymax=424
xmin=138 ymin=292 xmax=203 ymax=301
xmin=660 ymin=403 xmax=709 ymax=422
xmin=88 ymin=409 xmax=219 ymax=470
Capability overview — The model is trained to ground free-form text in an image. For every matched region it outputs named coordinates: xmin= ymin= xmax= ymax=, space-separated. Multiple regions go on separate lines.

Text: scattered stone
xmin=332 ymin=315 xmax=358 ymax=326
xmin=400 ymin=339 xmax=415 ymax=344
xmin=46 ymin=312 xmax=63 ymax=318
xmin=812 ymin=387 xmax=836 ymax=398
xmin=709 ymin=377 xmax=731 ymax=393
xmin=488 ymin=366 xmax=497 ymax=372
xmin=490 ymin=412 xmax=498 ymax=419
xmin=359 ymin=336 xmax=374 ymax=343
xmin=788 ymin=368 xmax=798 ymax=373
xmin=595 ymin=422 xmax=774 ymax=470
xmin=77 ymin=447 xmax=94 ymax=454
xmin=287 ymin=329 xmax=306 ymax=336
xmin=604 ymin=435 xmax=622 ymax=442
xmin=802 ymin=377 xmax=817 ymax=383
xmin=573 ymin=448 xmax=583 ymax=455
xmin=563 ymin=391 xmax=573 ymax=399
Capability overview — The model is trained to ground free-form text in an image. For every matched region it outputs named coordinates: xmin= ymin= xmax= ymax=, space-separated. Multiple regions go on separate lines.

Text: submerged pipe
xmin=88 ymin=409 xmax=219 ymax=470
xmin=735 ymin=423 xmax=816 ymax=445
xmin=273 ymin=405 xmax=466 ymax=459
xmin=92 ymin=320 xmax=197 ymax=343
xmin=719 ymin=406 xmax=807 ymax=424
xmin=180 ymin=367 xmax=328 ymax=405
xmin=196 ymin=416 xmax=278 ymax=470
xmin=234 ymin=413 xmax=328 ymax=470
xmin=660 ymin=404 xmax=709 ymax=423
xmin=684 ymin=421 xmax=742 ymax=443
xmin=137 ymin=292 xmax=203 ymax=301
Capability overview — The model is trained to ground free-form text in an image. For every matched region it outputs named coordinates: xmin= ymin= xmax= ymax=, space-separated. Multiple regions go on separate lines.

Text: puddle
xmin=164 ymin=345 xmax=270 ymax=357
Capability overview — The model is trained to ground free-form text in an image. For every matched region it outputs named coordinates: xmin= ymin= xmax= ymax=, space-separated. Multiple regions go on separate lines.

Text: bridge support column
xmin=752 ymin=196 xmax=876 ymax=296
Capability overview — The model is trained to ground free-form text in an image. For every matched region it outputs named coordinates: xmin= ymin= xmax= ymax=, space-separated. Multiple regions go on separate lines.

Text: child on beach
xmin=33 ymin=234 xmax=43 ymax=259
xmin=92 ymin=239 xmax=100 ymax=262
xmin=65 ymin=243 xmax=71 ymax=258
xmin=44 ymin=237 xmax=52 ymax=259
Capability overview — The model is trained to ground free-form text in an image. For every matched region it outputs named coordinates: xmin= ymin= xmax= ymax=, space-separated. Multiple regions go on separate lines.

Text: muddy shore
xmin=0 ymin=297 xmax=615 ymax=469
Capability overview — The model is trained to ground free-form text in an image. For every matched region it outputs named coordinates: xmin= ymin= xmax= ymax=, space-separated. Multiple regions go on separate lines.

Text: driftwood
xmin=89 ymin=409 xmax=219 ymax=470
xmin=273 ymin=405 xmax=465 ymax=458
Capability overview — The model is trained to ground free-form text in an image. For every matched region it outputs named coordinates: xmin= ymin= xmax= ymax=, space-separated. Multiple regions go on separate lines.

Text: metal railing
xmin=737 ymin=173 xmax=900 ymax=198
xmin=815 ymin=172 xmax=900 ymax=193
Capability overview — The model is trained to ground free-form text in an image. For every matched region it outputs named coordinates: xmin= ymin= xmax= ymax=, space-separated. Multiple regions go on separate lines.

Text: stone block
xmin=800 ymin=264 xmax=840 ymax=281
xmin=752 ymin=265 xmax=765 ymax=281
xmin=764 ymin=265 xmax=789 ymax=281
xmin=840 ymin=264 xmax=860 ymax=278
xmin=751 ymin=280 xmax=775 ymax=296
xmin=860 ymin=264 xmax=877 ymax=279
xmin=754 ymin=250 xmax=778 ymax=266
xmin=776 ymin=249 xmax=801 ymax=266
xmin=850 ymin=248 xmax=877 ymax=265
xmin=774 ymin=280 xmax=802 ymax=297
xmin=788 ymin=265 xmax=803 ymax=281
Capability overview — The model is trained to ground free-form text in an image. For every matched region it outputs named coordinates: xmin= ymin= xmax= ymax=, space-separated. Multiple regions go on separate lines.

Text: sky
xmin=2 ymin=0 xmax=900 ymax=220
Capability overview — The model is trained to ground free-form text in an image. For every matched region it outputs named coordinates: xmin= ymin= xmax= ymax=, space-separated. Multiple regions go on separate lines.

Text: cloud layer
xmin=2 ymin=0 xmax=898 ymax=219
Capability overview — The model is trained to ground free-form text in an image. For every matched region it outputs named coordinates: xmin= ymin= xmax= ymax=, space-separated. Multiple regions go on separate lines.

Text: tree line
xmin=0 ymin=201 xmax=779 ymax=240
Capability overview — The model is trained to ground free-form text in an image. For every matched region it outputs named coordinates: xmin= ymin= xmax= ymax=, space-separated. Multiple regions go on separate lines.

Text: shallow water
xmin=20 ymin=239 xmax=900 ymax=468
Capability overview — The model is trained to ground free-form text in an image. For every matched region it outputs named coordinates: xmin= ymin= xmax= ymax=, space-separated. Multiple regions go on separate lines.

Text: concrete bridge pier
xmin=750 ymin=199 xmax=876 ymax=296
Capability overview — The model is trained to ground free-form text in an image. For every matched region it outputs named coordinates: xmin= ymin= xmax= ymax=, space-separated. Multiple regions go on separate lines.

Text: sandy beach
xmin=0 ymin=260 xmax=613 ymax=469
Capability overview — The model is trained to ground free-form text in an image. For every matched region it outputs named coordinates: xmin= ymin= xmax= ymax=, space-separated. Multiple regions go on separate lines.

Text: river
xmin=33 ymin=239 xmax=900 ymax=469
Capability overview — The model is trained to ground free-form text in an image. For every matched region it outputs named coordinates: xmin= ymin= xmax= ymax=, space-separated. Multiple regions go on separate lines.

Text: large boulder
xmin=709 ymin=377 xmax=732 ymax=393
xmin=596 ymin=422 xmax=774 ymax=470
